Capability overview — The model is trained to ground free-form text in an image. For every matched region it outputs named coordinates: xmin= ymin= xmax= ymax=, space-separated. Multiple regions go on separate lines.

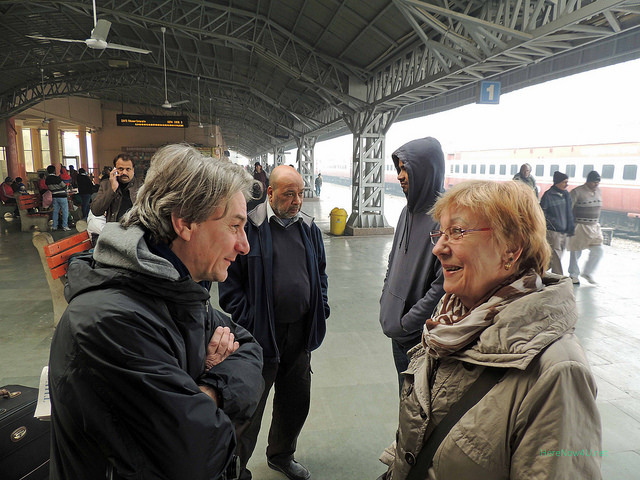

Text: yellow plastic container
xmin=329 ymin=207 xmax=348 ymax=236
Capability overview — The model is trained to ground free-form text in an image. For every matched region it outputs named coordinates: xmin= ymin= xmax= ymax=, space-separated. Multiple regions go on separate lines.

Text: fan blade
xmin=170 ymin=100 xmax=190 ymax=107
xmin=106 ymin=43 xmax=152 ymax=54
xmin=91 ymin=19 xmax=111 ymax=42
xmin=27 ymin=35 xmax=86 ymax=44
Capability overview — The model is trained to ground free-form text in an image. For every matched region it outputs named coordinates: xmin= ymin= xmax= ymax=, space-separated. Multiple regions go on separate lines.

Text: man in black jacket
xmin=219 ymin=166 xmax=330 ymax=480
xmin=76 ymin=167 xmax=94 ymax=219
xmin=49 ymin=144 xmax=265 ymax=480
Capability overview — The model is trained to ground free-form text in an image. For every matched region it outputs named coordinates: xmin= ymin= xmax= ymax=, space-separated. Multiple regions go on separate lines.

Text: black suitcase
xmin=0 ymin=385 xmax=50 ymax=480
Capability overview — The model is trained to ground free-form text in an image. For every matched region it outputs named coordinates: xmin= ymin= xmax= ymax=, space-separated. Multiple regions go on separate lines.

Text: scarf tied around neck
xmin=423 ymin=269 xmax=543 ymax=358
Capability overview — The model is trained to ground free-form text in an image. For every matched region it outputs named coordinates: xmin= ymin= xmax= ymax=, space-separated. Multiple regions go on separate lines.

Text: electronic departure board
xmin=116 ymin=114 xmax=189 ymax=128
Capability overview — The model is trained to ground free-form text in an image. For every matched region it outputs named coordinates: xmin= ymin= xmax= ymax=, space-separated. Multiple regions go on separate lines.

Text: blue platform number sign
xmin=479 ymin=81 xmax=501 ymax=104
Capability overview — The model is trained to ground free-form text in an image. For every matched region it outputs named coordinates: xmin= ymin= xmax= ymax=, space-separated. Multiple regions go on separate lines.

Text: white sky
xmin=312 ymin=57 xmax=640 ymax=164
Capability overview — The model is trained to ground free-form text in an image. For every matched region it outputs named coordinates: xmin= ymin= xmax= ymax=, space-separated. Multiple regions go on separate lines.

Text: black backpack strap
xmin=406 ymin=366 xmax=505 ymax=480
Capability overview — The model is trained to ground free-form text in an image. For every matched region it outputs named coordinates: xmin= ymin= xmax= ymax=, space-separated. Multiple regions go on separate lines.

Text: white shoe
xmin=571 ymin=276 xmax=580 ymax=285
xmin=62 ymin=226 xmax=71 ymax=231
xmin=581 ymin=274 xmax=597 ymax=284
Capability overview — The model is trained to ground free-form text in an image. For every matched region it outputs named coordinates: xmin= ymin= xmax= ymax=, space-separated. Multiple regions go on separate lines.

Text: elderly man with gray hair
xmin=48 ymin=143 xmax=265 ymax=480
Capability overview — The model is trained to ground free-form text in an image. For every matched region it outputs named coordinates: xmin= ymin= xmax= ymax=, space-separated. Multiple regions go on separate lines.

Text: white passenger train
xmin=322 ymin=142 xmax=640 ymax=233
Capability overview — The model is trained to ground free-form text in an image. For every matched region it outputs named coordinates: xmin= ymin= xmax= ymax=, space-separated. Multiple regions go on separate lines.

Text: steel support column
xmin=296 ymin=136 xmax=317 ymax=198
xmin=343 ymin=108 xmax=399 ymax=234
xmin=274 ymin=145 xmax=285 ymax=167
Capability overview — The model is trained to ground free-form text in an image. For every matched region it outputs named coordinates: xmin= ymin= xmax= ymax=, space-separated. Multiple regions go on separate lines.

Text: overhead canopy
xmin=1 ymin=0 xmax=640 ymax=157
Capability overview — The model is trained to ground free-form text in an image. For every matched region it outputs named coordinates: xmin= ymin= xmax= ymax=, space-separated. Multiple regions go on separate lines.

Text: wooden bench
xmin=17 ymin=194 xmax=51 ymax=232
xmin=32 ymin=230 xmax=92 ymax=325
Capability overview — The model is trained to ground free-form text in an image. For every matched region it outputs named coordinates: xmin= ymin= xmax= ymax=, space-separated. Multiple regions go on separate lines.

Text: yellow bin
xmin=329 ymin=207 xmax=348 ymax=235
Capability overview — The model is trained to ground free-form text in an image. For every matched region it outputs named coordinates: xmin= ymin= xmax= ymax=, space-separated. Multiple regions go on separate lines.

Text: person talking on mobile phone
xmin=91 ymin=153 xmax=144 ymax=226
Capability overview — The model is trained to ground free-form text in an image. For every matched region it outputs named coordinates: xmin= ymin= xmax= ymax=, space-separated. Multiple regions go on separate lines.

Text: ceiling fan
xmin=27 ymin=0 xmax=151 ymax=55
xmin=161 ymin=27 xmax=189 ymax=109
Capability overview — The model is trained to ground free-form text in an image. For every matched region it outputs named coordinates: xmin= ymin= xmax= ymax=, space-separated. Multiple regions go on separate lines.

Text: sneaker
xmin=62 ymin=226 xmax=71 ymax=231
xmin=571 ymin=276 xmax=580 ymax=285
xmin=581 ymin=274 xmax=597 ymax=284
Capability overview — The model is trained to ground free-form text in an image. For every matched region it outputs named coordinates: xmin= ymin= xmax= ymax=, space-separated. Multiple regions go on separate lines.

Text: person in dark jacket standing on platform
xmin=49 ymin=144 xmax=265 ymax=480
xmin=76 ymin=167 xmax=94 ymax=219
xmin=379 ymin=137 xmax=446 ymax=392
xmin=219 ymin=165 xmax=330 ymax=480
xmin=314 ymin=173 xmax=322 ymax=196
xmin=91 ymin=153 xmax=143 ymax=223
xmin=540 ymin=171 xmax=575 ymax=275
xmin=46 ymin=165 xmax=70 ymax=231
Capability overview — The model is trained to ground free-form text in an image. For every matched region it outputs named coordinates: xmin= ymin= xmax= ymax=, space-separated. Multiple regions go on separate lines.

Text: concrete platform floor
xmin=1 ymin=182 xmax=639 ymax=479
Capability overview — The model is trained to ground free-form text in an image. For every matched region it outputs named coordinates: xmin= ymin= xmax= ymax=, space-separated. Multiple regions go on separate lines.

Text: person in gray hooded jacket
xmin=379 ymin=137 xmax=445 ymax=391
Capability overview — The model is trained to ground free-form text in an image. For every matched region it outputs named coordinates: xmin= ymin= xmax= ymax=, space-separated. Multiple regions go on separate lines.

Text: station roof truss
xmin=1 ymin=0 xmax=640 ymax=157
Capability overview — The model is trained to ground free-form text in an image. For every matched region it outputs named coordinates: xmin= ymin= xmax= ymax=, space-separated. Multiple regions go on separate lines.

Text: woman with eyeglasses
xmin=378 ymin=180 xmax=602 ymax=480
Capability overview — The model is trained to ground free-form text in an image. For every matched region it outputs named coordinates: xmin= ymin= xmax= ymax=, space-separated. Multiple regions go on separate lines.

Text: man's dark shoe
xmin=267 ymin=459 xmax=311 ymax=480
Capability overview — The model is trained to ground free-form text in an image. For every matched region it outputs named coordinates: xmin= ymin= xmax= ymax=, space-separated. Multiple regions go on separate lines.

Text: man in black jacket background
xmin=49 ymin=144 xmax=264 ymax=480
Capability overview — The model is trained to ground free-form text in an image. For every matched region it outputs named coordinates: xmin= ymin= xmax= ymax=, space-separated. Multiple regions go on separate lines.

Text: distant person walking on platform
xmin=314 ymin=173 xmax=322 ymax=196
xmin=513 ymin=163 xmax=538 ymax=198
xmin=379 ymin=137 xmax=445 ymax=393
xmin=540 ymin=171 xmax=574 ymax=275
xmin=568 ymin=171 xmax=603 ymax=285
xmin=46 ymin=165 xmax=70 ymax=231
xmin=219 ymin=165 xmax=330 ymax=480
xmin=91 ymin=153 xmax=143 ymax=224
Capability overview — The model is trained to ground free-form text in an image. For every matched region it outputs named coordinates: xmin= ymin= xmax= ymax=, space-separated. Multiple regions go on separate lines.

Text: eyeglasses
xmin=429 ymin=226 xmax=492 ymax=246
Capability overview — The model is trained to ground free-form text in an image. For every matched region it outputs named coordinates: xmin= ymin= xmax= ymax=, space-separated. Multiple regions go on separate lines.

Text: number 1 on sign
xmin=485 ymin=83 xmax=495 ymax=101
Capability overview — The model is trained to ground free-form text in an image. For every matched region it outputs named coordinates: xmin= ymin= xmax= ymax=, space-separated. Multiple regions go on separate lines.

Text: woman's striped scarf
xmin=423 ymin=269 xmax=543 ymax=358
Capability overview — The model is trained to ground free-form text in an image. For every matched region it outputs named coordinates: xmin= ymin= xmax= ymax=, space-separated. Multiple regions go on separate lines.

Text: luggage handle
xmin=0 ymin=388 xmax=22 ymax=399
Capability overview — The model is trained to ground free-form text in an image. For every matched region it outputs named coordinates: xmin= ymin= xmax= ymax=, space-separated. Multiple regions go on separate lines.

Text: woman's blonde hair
xmin=429 ymin=180 xmax=550 ymax=276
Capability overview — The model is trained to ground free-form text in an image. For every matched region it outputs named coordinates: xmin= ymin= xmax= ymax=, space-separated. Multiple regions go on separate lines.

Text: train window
xmin=550 ymin=165 xmax=559 ymax=178
xmin=499 ymin=165 xmax=506 ymax=175
xmin=535 ymin=165 xmax=544 ymax=177
xmin=471 ymin=165 xmax=477 ymax=174
xmin=582 ymin=164 xmax=594 ymax=177
xmin=480 ymin=164 xmax=486 ymax=174
xmin=623 ymin=165 xmax=637 ymax=180
xmin=455 ymin=165 xmax=460 ymax=173
xmin=566 ymin=164 xmax=576 ymax=177
xmin=602 ymin=164 xmax=614 ymax=179
xmin=463 ymin=165 xmax=468 ymax=173
xmin=489 ymin=165 xmax=496 ymax=174
xmin=510 ymin=164 xmax=518 ymax=175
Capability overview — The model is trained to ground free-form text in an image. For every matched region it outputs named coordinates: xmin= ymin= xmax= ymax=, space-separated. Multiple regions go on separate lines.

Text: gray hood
xmin=392 ymin=137 xmax=445 ymax=214
xmin=93 ymin=223 xmax=180 ymax=281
